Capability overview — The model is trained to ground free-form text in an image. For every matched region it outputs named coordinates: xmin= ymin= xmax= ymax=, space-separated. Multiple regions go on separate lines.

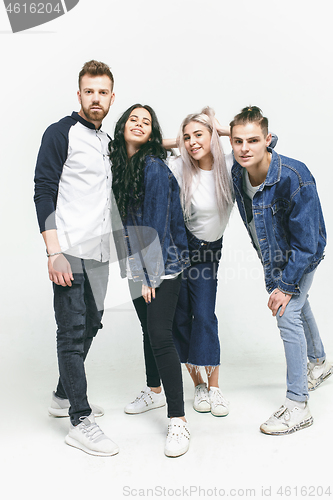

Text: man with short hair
xmin=230 ymin=106 xmax=332 ymax=435
xmin=34 ymin=60 xmax=118 ymax=455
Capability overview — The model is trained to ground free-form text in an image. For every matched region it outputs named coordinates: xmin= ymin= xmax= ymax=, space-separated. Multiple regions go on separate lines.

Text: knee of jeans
xmin=149 ymin=332 xmax=174 ymax=353
xmin=276 ymin=307 xmax=304 ymax=337
xmin=86 ymin=322 xmax=103 ymax=338
xmin=57 ymin=326 xmax=86 ymax=355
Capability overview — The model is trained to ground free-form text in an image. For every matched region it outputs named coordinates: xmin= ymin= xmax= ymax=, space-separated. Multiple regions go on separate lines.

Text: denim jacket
xmin=232 ymin=148 xmax=326 ymax=295
xmin=112 ymin=155 xmax=190 ymax=287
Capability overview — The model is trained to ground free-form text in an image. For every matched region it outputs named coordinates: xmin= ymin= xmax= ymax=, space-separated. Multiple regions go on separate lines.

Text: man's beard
xmin=81 ymin=104 xmax=109 ymax=123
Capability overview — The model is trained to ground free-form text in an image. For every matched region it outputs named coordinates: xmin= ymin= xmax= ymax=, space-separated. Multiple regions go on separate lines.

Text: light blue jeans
xmin=276 ymin=269 xmax=325 ymax=402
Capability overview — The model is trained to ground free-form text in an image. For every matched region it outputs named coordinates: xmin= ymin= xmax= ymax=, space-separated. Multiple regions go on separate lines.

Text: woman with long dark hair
xmin=110 ymin=104 xmax=190 ymax=457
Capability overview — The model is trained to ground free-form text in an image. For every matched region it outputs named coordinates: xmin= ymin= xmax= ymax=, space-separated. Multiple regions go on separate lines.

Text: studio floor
xmin=2 ymin=291 xmax=332 ymax=500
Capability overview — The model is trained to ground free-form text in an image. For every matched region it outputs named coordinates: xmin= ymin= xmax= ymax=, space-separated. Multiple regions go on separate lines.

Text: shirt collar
xmin=71 ymin=111 xmax=102 ymax=131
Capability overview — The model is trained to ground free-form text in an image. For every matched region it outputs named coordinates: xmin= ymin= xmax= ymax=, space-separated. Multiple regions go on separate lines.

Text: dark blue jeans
xmin=53 ymin=255 xmax=109 ymax=425
xmin=129 ymin=275 xmax=185 ymax=418
xmin=172 ymin=230 xmax=222 ymax=367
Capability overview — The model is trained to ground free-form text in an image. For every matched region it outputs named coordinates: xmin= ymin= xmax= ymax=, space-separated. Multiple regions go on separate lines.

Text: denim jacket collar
xmin=264 ymin=148 xmax=281 ymax=187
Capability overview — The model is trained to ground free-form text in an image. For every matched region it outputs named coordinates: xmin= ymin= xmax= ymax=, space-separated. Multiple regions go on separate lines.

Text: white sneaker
xmin=209 ymin=387 xmax=229 ymax=417
xmin=164 ymin=418 xmax=190 ymax=457
xmin=48 ymin=392 xmax=104 ymax=418
xmin=260 ymin=402 xmax=313 ymax=435
xmin=124 ymin=387 xmax=166 ymax=414
xmin=308 ymin=360 xmax=333 ymax=391
xmin=193 ymin=383 xmax=210 ymax=413
xmin=65 ymin=414 xmax=119 ymax=456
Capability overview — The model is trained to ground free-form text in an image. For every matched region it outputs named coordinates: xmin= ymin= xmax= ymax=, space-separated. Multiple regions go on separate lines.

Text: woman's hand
xmin=142 ymin=284 xmax=156 ymax=304
xmin=268 ymin=289 xmax=292 ymax=317
xmin=214 ymin=118 xmax=230 ymax=137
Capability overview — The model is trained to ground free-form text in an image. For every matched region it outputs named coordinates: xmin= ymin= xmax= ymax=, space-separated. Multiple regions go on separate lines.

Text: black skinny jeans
xmin=129 ymin=275 xmax=185 ymax=418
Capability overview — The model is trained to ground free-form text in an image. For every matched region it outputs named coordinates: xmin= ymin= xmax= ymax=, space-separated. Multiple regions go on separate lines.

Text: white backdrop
xmin=1 ymin=1 xmax=332 ymax=498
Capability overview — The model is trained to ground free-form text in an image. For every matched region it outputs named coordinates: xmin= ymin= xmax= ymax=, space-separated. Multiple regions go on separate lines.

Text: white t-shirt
xmin=242 ymin=169 xmax=261 ymax=254
xmin=167 ymin=154 xmax=233 ymax=242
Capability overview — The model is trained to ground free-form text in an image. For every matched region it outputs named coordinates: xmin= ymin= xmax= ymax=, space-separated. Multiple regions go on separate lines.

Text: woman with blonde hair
xmin=169 ymin=107 xmax=234 ymax=416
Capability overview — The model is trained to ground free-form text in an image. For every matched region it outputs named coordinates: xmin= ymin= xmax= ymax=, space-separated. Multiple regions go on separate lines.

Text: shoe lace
xmin=210 ymin=389 xmax=229 ymax=407
xmin=307 ymin=362 xmax=315 ymax=379
xmin=196 ymin=385 xmax=208 ymax=403
xmin=79 ymin=418 xmax=104 ymax=442
xmin=273 ymin=406 xmax=290 ymax=421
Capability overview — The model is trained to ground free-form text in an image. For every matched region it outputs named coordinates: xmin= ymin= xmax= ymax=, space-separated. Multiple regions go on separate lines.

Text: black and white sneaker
xmin=260 ymin=402 xmax=313 ymax=435
xmin=308 ymin=360 xmax=333 ymax=391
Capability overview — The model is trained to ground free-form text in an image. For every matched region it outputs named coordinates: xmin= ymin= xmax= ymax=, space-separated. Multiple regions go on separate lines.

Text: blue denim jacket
xmin=232 ymin=148 xmax=326 ymax=295
xmin=112 ymin=155 xmax=190 ymax=287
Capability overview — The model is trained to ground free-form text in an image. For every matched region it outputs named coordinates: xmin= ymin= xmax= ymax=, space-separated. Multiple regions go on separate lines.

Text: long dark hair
xmin=110 ymin=104 xmax=166 ymax=219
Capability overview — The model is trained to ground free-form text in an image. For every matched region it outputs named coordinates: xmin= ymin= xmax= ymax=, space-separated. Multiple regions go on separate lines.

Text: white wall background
xmin=0 ymin=0 xmax=332 ymax=498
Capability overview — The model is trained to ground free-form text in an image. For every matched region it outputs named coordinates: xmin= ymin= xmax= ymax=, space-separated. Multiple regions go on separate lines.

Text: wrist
xmin=47 ymin=251 xmax=62 ymax=258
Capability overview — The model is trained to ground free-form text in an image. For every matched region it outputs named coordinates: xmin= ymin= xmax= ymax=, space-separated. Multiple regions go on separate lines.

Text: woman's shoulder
xmin=166 ymin=155 xmax=183 ymax=185
xmin=144 ymin=155 xmax=167 ymax=169
xmin=166 ymin=155 xmax=183 ymax=171
xmin=225 ymin=152 xmax=234 ymax=176
xmin=144 ymin=155 xmax=170 ymax=179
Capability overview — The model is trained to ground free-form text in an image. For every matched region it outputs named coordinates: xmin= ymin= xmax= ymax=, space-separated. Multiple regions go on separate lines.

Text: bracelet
xmin=47 ymin=251 xmax=62 ymax=258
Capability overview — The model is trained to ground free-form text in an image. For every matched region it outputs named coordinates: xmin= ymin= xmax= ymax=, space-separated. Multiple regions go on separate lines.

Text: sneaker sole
xmin=48 ymin=407 xmax=104 ymax=418
xmin=308 ymin=368 xmax=333 ymax=391
xmin=211 ymin=409 xmax=229 ymax=417
xmin=65 ymin=436 xmax=119 ymax=456
xmin=260 ymin=416 xmax=314 ymax=435
xmin=193 ymin=401 xmax=211 ymax=413
xmin=164 ymin=444 xmax=190 ymax=458
xmin=124 ymin=401 xmax=166 ymax=414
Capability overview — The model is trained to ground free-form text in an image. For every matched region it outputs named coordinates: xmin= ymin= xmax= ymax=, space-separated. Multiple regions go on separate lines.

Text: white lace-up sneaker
xmin=193 ymin=383 xmax=210 ymax=413
xmin=48 ymin=392 xmax=104 ymax=418
xmin=124 ymin=387 xmax=166 ymax=414
xmin=209 ymin=387 xmax=229 ymax=417
xmin=164 ymin=418 xmax=190 ymax=457
xmin=65 ymin=414 xmax=119 ymax=456
xmin=308 ymin=360 xmax=333 ymax=391
xmin=260 ymin=402 xmax=313 ymax=435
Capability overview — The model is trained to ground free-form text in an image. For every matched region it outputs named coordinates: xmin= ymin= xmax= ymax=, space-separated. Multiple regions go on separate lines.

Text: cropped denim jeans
xmin=172 ymin=230 xmax=222 ymax=368
xmin=276 ymin=269 xmax=325 ymax=402
xmin=53 ymin=255 xmax=109 ymax=425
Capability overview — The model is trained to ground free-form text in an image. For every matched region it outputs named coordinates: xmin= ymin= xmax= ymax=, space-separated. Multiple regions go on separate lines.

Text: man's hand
xmin=268 ymin=288 xmax=292 ymax=317
xmin=142 ymin=284 xmax=155 ymax=304
xmin=48 ymin=254 xmax=73 ymax=287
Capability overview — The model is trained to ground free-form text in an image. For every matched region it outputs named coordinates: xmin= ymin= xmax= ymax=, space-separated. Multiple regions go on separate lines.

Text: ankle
xmin=170 ymin=416 xmax=186 ymax=422
xmin=285 ymin=398 xmax=306 ymax=410
xmin=149 ymin=386 xmax=162 ymax=394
